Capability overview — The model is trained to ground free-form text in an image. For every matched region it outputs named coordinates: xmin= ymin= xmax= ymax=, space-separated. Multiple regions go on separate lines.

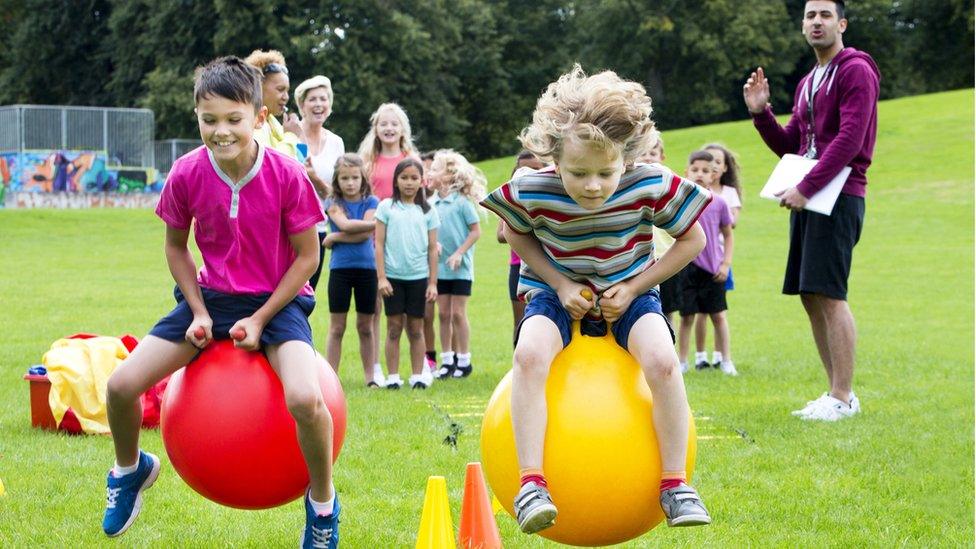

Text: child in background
xmin=420 ymin=150 xmax=440 ymax=374
xmin=358 ymin=103 xmax=420 ymax=382
xmin=640 ymin=137 xmax=682 ymax=323
xmin=693 ymin=143 xmax=743 ymax=368
xmin=482 ymin=65 xmax=712 ymax=534
xmin=428 ymin=150 xmax=486 ymax=378
xmin=677 ymin=150 xmax=736 ymax=376
xmin=100 ymin=57 xmax=339 ymax=548
xmin=374 ymin=158 xmax=440 ymax=389
xmin=497 ymin=151 xmax=546 ymax=344
xmin=322 ymin=154 xmax=382 ymax=387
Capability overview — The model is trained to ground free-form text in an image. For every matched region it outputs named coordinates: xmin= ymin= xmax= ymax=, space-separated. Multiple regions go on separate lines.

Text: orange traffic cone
xmin=416 ymin=476 xmax=456 ymax=549
xmin=458 ymin=462 xmax=502 ymax=549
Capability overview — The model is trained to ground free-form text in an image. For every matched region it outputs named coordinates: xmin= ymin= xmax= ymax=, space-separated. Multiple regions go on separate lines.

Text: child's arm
xmin=426 ymin=228 xmax=439 ymax=302
xmin=446 ymin=221 xmax=480 ymax=271
xmin=228 ymin=226 xmax=320 ymax=351
xmin=712 ymin=224 xmax=734 ymax=283
xmin=323 ymin=231 xmax=370 ymax=249
xmin=503 ymin=224 xmax=593 ymax=319
xmin=327 ymin=204 xmax=377 ymax=233
xmin=496 ymin=221 xmax=508 ymax=243
xmin=729 ymin=206 xmax=741 ymax=228
xmin=164 ymin=225 xmax=212 ymax=347
xmin=375 ymin=220 xmax=393 ymax=297
xmin=599 ymin=222 xmax=706 ymax=322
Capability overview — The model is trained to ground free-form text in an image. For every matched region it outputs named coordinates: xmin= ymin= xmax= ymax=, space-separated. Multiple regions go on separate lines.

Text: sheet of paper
xmin=760 ymin=154 xmax=851 ymax=215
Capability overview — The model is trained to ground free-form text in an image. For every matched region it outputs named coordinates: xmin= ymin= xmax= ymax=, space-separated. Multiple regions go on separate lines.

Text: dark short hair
xmin=194 ymin=56 xmax=263 ymax=112
xmin=834 ymin=0 xmax=845 ymax=19
xmin=687 ymin=150 xmax=714 ymax=164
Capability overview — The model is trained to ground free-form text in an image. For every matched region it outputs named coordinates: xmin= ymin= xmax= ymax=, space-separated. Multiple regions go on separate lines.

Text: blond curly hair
xmin=519 ymin=64 xmax=657 ymax=165
xmin=431 ymin=149 xmax=487 ymax=204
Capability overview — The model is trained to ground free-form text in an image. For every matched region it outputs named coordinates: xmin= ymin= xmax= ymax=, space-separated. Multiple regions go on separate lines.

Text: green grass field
xmin=0 ymin=89 xmax=972 ymax=547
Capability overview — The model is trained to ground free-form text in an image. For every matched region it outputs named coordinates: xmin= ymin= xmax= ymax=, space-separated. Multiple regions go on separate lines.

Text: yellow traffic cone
xmin=416 ymin=476 xmax=456 ymax=549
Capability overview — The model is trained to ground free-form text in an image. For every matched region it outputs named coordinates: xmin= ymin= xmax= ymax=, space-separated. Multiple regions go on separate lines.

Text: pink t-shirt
xmin=509 ymin=250 xmax=520 ymax=266
xmin=370 ymin=152 xmax=407 ymax=201
xmin=156 ymin=143 xmax=325 ymax=296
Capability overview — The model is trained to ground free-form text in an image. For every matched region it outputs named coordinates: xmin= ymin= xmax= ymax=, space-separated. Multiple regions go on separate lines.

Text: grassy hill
xmin=0 ymin=89 xmax=971 ymax=546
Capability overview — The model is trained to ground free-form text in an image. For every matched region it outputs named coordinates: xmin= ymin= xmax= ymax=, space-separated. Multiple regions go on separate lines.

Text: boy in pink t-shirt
xmin=100 ymin=57 xmax=340 ymax=548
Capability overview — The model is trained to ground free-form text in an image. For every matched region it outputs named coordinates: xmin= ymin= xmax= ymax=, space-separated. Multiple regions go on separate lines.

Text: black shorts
xmin=328 ymin=268 xmax=377 ymax=314
xmin=784 ymin=194 xmax=865 ymax=300
xmin=437 ymin=278 xmax=472 ymax=296
xmin=508 ymin=264 xmax=520 ymax=301
xmin=384 ymin=278 xmax=428 ymax=318
xmin=659 ymin=272 xmax=684 ymax=315
xmin=679 ymin=264 xmax=727 ymax=316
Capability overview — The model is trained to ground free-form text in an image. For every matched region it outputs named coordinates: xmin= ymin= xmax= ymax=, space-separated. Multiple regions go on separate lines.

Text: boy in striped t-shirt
xmin=482 ymin=65 xmax=713 ymax=535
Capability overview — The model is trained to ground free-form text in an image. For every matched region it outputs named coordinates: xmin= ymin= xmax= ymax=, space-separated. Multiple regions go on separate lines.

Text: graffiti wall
xmin=0 ymin=150 xmax=162 ymax=208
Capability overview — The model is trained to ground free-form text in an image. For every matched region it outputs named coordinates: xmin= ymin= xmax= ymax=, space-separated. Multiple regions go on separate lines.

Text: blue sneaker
xmin=302 ymin=490 xmax=340 ymax=548
xmin=102 ymin=450 xmax=161 ymax=537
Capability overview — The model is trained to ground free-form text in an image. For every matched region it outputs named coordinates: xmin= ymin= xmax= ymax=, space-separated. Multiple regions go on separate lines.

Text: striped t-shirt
xmin=481 ymin=164 xmax=711 ymax=300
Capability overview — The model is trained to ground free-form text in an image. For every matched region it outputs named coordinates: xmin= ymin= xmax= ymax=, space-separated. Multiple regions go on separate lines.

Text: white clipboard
xmin=760 ymin=154 xmax=851 ymax=215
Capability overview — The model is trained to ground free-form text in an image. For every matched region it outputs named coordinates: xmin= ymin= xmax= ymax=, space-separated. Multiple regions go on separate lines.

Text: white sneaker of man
xmin=800 ymin=392 xmax=860 ymax=421
xmin=791 ymin=393 xmax=832 ymax=417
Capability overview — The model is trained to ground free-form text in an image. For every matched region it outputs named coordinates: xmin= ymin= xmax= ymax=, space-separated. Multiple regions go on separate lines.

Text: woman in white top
xmin=295 ymin=75 xmax=346 ymax=290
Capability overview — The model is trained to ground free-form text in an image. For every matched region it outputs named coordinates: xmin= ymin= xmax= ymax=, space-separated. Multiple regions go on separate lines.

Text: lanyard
xmin=804 ymin=63 xmax=834 ymax=159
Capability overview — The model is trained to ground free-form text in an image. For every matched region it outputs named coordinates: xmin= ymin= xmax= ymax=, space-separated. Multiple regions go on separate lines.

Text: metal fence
xmin=154 ymin=139 xmax=201 ymax=175
xmin=0 ymin=105 xmax=155 ymax=168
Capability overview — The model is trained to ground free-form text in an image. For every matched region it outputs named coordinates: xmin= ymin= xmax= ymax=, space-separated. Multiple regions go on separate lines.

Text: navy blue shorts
xmin=516 ymin=289 xmax=674 ymax=351
xmin=149 ymin=287 xmax=316 ymax=347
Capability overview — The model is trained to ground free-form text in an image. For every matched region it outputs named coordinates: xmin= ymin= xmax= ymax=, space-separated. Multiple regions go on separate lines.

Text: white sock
xmin=440 ymin=351 xmax=455 ymax=366
xmin=113 ymin=460 xmax=139 ymax=477
xmin=680 ymin=361 xmax=689 ymax=371
xmin=695 ymin=351 xmax=708 ymax=364
xmin=457 ymin=352 xmax=472 ymax=367
xmin=712 ymin=351 xmax=723 ymax=364
xmin=308 ymin=487 xmax=335 ymax=516
xmin=387 ymin=373 xmax=401 ymax=383
xmin=373 ymin=363 xmax=383 ymax=375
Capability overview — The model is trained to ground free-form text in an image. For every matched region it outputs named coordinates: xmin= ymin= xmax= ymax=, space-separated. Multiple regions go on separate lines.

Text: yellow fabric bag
xmin=41 ymin=337 xmax=130 ymax=434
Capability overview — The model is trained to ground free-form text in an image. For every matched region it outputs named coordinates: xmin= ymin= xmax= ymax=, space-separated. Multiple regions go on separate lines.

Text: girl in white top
xmin=296 ymin=75 xmax=345 ymax=290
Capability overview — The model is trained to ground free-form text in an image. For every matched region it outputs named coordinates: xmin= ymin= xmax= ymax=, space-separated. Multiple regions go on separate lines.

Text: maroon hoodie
xmin=752 ymin=47 xmax=881 ymax=198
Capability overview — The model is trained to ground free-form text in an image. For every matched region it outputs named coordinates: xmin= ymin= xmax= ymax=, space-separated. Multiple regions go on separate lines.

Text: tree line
xmin=0 ymin=0 xmax=971 ymax=160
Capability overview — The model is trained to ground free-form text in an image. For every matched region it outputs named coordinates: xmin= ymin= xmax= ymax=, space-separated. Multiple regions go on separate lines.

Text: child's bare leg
xmin=373 ymin=295 xmax=384 ymax=370
xmin=694 ymin=313 xmax=707 ymax=354
xmin=452 ymin=295 xmax=471 ymax=353
xmin=511 ymin=316 xmax=563 ymax=469
xmin=711 ymin=311 xmax=730 ymax=362
xmin=436 ymin=294 xmax=454 ymax=354
xmin=629 ymin=314 xmax=689 ymax=472
xmin=107 ymin=336 xmax=198 ymax=466
xmin=385 ymin=314 xmax=404 ymax=376
xmin=423 ymin=301 xmax=436 ymax=356
xmin=677 ymin=314 xmax=695 ymax=364
xmin=356 ymin=313 xmax=375 ymax=383
xmin=325 ymin=313 xmax=347 ymax=373
xmin=406 ymin=316 xmax=426 ymax=376
xmin=266 ymin=341 xmax=334 ymax=502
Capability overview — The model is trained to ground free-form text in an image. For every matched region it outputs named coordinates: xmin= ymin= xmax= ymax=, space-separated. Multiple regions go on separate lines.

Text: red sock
xmin=520 ymin=468 xmax=547 ymax=488
xmin=660 ymin=471 xmax=686 ymax=492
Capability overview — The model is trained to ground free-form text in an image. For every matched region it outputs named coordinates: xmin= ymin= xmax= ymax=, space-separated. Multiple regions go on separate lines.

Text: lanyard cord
xmin=804 ymin=62 xmax=834 ymax=158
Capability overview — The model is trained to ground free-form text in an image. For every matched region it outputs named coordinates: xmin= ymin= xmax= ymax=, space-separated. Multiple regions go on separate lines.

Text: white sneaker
xmin=800 ymin=393 xmax=859 ymax=421
xmin=719 ymin=361 xmax=738 ymax=377
xmin=409 ymin=374 xmax=430 ymax=390
xmin=791 ymin=393 xmax=831 ymax=416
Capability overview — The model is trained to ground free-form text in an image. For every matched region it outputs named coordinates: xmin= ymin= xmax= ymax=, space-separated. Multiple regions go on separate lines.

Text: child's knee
xmin=107 ymin=369 xmax=142 ymax=402
xmin=638 ymin=347 xmax=680 ymax=381
xmin=513 ymin=344 xmax=553 ymax=378
xmin=437 ymin=306 xmax=452 ymax=322
xmin=328 ymin=322 xmax=346 ymax=338
xmin=451 ymin=307 xmax=466 ymax=325
xmin=285 ymin=389 xmax=330 ymax=425
xmin=405 ymin=321 xmax=424 ymax=341
xmin=355 ymin=317 xmax=372 ymax=337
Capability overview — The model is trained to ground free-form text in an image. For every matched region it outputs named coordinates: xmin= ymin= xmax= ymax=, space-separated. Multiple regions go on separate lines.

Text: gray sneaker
xmin=513 ymin=481 xmax=557 ymax=534
xmin=660 ymin=484 xmax=711 ymax=527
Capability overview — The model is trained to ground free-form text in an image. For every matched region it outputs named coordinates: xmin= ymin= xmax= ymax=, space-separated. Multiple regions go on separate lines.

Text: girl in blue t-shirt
xmin=323 ymin=154 xmax=382 ymax=387
xmin=374 ymin=157 xmax=440 ymax=389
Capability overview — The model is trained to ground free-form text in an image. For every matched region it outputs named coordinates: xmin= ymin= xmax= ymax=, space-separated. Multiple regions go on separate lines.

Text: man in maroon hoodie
xmin=743 ymin=0 xmax=880 ymax=421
